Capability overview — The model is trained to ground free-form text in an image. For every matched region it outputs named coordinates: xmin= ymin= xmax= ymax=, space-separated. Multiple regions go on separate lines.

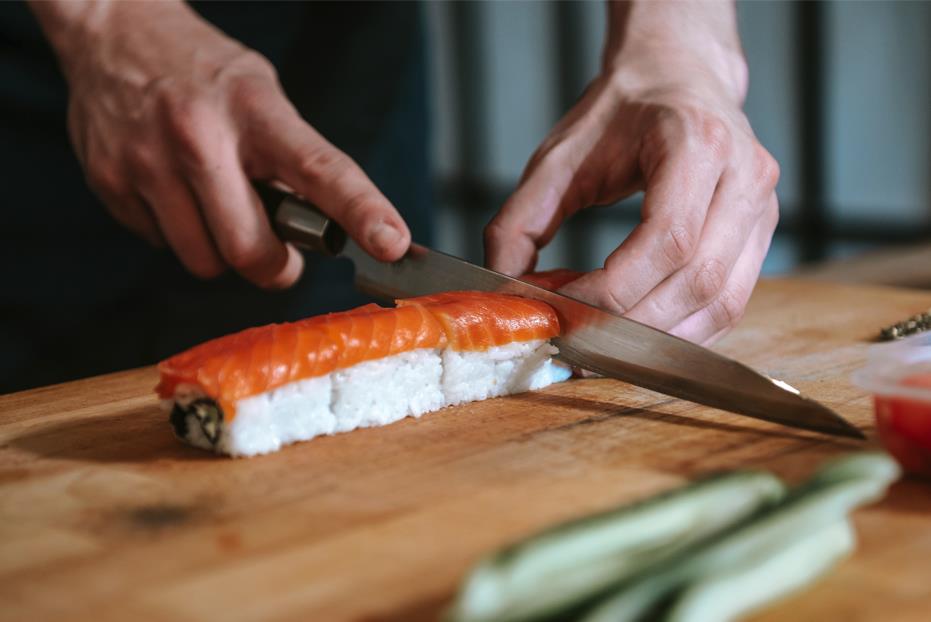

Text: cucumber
xmin=579 ymin=452 xmax=899 ymax=622
xmin=445 ymin=471 xmax=786 ymax=622
xmin=664 ymin=519 xmax=855 ymax=622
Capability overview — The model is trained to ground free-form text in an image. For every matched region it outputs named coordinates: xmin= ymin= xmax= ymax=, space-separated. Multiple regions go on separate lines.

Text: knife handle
xmin=254 ymin=183 xmax=347 ymax=256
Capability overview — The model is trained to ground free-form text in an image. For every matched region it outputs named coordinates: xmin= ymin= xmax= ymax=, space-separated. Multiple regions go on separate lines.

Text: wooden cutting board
xmin=2 ymin=278 xmax=930 ymax=622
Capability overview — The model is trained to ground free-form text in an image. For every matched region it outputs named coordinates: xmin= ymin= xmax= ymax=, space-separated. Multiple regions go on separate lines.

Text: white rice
xmin=331 ymin=348 xmax=445 ymax=432
xmin=442 ymin=341 xmax=565 ymax=405
xmin=167 ymin=339 xmax=570 ymax=457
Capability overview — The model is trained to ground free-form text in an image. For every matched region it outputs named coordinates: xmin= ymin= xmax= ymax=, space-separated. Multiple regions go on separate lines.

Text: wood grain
xmin=794 ymin=243 xmax=931 ymax=289
xmin=2 ymin=279 xmax=930 ymax=622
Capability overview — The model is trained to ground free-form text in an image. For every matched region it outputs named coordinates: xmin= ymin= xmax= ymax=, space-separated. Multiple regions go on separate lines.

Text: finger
xmin=247 ymin=98 xmax=410 ymax=261
xmin=667 ymin=195 xmax=778 ymax=344
xmin=623 ymin=167 xmax=769 ymax=331
xmin=181 ymin=139 xmax=304 ymax=289
xmin=559 ymin=146 xmax=724 ymax=314
xmin=134 ymin=169 xmax=226 ymax=280
xmin=484 ymin=153 xmax=578 ymax=276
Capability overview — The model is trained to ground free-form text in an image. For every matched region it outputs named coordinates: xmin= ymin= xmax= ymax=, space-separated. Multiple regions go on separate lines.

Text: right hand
xmin=46 ymin=1 xmax=409 ymax=288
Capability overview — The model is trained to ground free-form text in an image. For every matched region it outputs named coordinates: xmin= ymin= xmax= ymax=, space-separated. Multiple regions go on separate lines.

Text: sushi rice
xmin=159 ymin=293 xmax=570 ymax=457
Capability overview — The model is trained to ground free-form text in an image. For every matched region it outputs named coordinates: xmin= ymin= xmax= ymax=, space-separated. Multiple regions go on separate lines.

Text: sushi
xmin=156 ymin=291 xmax=571 ymax=457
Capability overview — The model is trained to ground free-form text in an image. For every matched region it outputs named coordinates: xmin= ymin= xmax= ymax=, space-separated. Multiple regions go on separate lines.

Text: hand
xmin=32 ymin=1 xmax=409 ymax=288
xmin=485 ymin=3 xmax=779 ymax=345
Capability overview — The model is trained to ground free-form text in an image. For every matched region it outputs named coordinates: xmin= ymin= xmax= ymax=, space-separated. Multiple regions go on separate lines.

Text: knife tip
xmin=834 ymin=423 xmax=867 ymax=440
xmin=809 ymin=403 xmax=866 ymax=440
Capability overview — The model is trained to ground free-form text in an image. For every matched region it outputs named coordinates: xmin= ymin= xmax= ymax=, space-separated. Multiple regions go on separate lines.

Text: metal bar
xmin=796 ymin=1 xmax=830 ymax=263
xmin=553 ymin=1 xmax=597 ymax=271
xmin=448 ymin=1 xmax=489 ymax=263
xmin=449 ymin=2 xmax=486 ymax=177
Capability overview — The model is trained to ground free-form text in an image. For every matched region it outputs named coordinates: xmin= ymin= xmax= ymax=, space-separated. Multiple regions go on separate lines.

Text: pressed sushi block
xmin=156 ymin=292 xmax=571 ymax=456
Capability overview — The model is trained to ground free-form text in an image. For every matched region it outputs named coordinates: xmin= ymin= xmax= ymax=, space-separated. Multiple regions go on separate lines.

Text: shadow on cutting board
xmin=10 ymin=406 xmax=212 ymax=464
xmin=509 ymin=388 xmax=831 ymax=443
xmin=10 ymin=382 xmax=865 ymax=465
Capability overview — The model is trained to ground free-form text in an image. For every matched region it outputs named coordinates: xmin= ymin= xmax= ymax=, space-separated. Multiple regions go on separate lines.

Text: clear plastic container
xmin=852 ymin=332 xmax=931 ymax=478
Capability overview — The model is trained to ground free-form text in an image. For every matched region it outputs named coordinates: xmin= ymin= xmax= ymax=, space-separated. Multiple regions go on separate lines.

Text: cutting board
xmin=2 ymin=279 xmax=930 ymax=622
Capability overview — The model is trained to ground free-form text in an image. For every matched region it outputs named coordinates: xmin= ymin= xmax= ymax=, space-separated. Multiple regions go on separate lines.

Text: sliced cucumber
xmin=664 ymin=519 xmax=855 ymax=622
xmin=446 ymin=471 xmax=786 ymax=622
xmin=579 ymin=452 xmax=899 ymax=622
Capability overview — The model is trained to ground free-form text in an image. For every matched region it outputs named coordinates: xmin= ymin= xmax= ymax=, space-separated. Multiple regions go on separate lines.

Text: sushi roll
xmin=156 ymin=291 xmax=570 ymax=457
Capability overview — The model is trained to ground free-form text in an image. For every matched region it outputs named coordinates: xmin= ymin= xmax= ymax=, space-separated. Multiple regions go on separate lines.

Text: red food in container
xmin=853 ymin=334 xmax=931 ymax=478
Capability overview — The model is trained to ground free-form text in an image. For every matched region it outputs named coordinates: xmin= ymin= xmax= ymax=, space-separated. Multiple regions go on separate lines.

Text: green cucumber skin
xmin=803 ymin=451 xmax=901 ymax=490
xmin=662 ymin=519 xmax=855 ymax=622
xmin=578 ymin=452 xmax=900 ymax=622
xmin=445 ymin=471 xmax=786 ymax=622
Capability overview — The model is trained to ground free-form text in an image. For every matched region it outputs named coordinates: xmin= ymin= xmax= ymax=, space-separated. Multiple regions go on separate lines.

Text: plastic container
xmin=853 ymin=333 xmax=931 ymax=478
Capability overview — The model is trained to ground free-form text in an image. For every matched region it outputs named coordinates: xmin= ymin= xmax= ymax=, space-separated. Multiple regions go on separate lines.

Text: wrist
xmin=605 ymin=42 xmax=748 ymax=107
xmin=602 ymin=1 xmax=748 ymax=105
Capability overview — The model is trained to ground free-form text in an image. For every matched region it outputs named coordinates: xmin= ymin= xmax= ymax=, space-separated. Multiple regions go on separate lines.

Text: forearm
xmin=602 ymin=0 xmax=747 ymax=104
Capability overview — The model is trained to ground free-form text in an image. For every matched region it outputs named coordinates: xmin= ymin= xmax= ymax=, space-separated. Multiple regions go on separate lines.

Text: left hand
xmin=485 ymin=49 xmax=779 ymax=346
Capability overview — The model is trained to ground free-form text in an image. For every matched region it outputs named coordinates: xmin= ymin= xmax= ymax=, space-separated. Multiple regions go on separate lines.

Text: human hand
xmin=31 ymin=0 xmax=409 ymax=288
xmin=486 ymin=3 xmax=779 ymax=345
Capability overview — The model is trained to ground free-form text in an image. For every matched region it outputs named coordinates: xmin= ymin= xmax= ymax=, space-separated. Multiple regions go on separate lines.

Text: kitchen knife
xmin=256 ymin=184 xmax=864 ymax=440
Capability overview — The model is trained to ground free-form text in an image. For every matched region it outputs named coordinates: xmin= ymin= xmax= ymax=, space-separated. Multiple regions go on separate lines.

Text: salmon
xmin=157 ymin=291 xmax=560 ymax=419
xmin=400 ymin=291 xmax=560 ymax=351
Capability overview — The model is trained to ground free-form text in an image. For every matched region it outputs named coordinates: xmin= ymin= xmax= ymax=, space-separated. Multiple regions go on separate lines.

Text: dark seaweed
xmin=170 ymin=398 xmax=224 ymax=446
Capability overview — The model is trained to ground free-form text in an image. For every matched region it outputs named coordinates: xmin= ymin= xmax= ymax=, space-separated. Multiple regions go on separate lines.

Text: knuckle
xmin=224 ymin=236 xmax=271 ymax=273
xmin=160 ymin=98 xmax=210 ymax=166
xmin=215 ymin=51 xmax=279 ymax=116
xmin=124 ymin=144 xmax=158 ymax=180
xmin=655 ymin=107 xmax=732 ymax=161
xmin=604 ymin=286 xmax=630 ymax=315
xmin=341 ymin=191 xmax=383 ymax=222
xmin=697 ymin=115 xmax=731 ymax=159
xmin=483 ymin=220 xmax=508 ymax=247
xmin=86 ymin=162 xmax=123 ymax=195
xmin=296 ymin=147 xmax=352 ymax=186
xmin=710 ymin=286 xmax=748 ymax=330
xmin=689 ymin=257 xmax=729 ymax=307
xmin=659 ymin=223 xmax=697 ymax=270
xmin=229 ymin=74 xmax=275 ymax=116
xmin=229 ymin=50 xmax=279 ymax=81
xmin=752 ymin=145 xmax=781 ymax=191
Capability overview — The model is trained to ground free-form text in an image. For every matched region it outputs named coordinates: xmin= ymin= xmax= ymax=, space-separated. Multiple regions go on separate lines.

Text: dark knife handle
xmin=254 ymin=183 xmax=347 ymax=256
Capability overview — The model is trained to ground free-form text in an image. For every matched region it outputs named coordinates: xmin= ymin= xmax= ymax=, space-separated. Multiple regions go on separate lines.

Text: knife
xmin=256 ymin=184 xmax=864 ymax=440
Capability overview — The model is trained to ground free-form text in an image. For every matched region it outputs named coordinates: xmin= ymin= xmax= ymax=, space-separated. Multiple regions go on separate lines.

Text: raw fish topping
xmin=156 ymin=291 xmax=561 ymax=417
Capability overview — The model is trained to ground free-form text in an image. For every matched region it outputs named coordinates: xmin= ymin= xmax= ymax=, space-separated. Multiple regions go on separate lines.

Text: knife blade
xmin=258 ymin=184 xmax=864 ymax=439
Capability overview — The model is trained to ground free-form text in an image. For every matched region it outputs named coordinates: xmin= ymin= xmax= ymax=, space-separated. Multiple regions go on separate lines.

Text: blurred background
xmin=424 ymin=0 xmax=931 ymax=282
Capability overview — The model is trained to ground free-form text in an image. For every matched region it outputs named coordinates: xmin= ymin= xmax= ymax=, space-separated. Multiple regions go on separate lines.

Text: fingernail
xmin=369 ymin=223 xmax=402 ymax=254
